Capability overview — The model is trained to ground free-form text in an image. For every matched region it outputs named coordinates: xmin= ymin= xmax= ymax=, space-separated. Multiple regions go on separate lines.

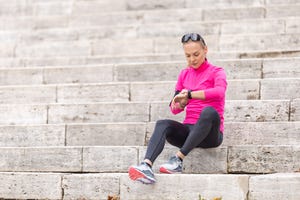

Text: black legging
xmin=145 ymin=106 xmax=223 ymax=163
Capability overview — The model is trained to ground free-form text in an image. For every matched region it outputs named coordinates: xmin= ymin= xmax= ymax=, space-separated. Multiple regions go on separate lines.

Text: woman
xmin=128 ymin=33 xmax=227 ymax=184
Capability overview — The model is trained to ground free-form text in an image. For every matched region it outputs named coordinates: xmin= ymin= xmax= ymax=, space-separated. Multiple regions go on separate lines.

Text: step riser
xmin=1 ymin=52 xmax=300 ymax=68
xmin=1 ymin=122 xmax=300 ymax=147
xmin=2 ymin=19 xmax=299 ymax=43
xmin=0 ymin=100 xmax=297 ymax=124
xmin=0 ymin=146 xmax=298 ymax=174
xmin=249 ymin=173 xmax=300 ymax=200
xmin=1 ymin=57 xmax=300 ymax=85
xmin=1 ymin=172 xmax=299 ymax=200
xmin=1 ymin=33 xmax=300 ymax=57
xmin=1 ymin=78 xmax=300 ymax=103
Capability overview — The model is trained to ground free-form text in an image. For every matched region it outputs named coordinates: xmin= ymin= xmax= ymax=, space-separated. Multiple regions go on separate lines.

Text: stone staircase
xmin=0 ymin=0 xmax=300 ymax=199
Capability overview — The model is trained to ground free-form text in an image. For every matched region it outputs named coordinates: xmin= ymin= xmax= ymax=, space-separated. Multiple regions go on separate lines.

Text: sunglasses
xmin=181 ymin=33 xmax=206 ymax=46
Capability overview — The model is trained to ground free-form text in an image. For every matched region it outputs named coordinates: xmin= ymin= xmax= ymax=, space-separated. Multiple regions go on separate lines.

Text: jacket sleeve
xmin=169 ymin=70 xmax=185 ymax=115
xmin=204 ymin=68 xmax=227 ymax=100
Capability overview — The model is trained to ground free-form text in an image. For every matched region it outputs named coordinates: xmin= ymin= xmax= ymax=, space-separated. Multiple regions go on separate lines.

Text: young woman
xmin=129 ymin=33 xmax=227 ymax=184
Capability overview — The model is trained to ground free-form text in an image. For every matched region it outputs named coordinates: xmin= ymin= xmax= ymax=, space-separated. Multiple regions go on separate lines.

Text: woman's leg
xmin=144 ymin=119 xmax=189 ymax=164
xmin=179 ymin=106 xmax=222 ymax=156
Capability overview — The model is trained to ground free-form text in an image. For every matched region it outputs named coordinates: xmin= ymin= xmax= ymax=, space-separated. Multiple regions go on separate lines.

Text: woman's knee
xmin=200 ymin=106 xmax=218 ymax=119
xmin=155 ymin=119 xmax=175 ymax=128
xmin=155 ymin=119 xmax=183 ymax=139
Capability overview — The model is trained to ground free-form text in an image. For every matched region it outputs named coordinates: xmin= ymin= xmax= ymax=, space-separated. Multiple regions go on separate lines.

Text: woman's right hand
xmin=171 ymin=93 xmax=188 ymax=110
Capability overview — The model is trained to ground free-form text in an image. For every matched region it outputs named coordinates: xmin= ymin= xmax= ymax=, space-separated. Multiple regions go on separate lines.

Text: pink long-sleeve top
xmin=170 ymin=60 xmax=227 ymax=132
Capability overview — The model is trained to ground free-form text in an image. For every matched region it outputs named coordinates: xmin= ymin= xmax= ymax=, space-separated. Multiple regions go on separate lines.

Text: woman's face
xmin=183 ymin=41 xmax=207 ymax=69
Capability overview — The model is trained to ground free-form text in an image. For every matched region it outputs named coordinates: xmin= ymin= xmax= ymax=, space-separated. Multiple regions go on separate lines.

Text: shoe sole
xmin=128 ymin=167 xmax=156 ymax=184
xmin=159 ymin=166 xmax=182 ymax=174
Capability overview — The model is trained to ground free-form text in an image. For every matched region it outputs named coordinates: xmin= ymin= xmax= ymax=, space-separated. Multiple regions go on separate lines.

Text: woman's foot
xmin=128 ymin=162 xmax=156 ymax=184
xmin=159 ymin=155 xmax=183 ymax=174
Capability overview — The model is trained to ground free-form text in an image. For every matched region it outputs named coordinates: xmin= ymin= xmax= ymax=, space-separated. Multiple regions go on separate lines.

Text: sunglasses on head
xmin=181 ymin=33 xmax=206 ymax=45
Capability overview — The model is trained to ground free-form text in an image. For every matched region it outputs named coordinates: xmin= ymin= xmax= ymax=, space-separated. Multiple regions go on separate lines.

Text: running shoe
xmin=159 ymin=155 xmax=183 ymax=174
xmin=128 ymin=162 xmax=156 ymax=184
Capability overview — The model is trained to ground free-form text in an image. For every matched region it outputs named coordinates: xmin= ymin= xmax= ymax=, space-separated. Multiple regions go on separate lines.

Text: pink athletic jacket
xmin=170 ymin=59 xmax=227 ymax=132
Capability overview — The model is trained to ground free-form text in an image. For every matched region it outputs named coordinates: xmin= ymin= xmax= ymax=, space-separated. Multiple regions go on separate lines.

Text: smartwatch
xmin=188 ymin=90 xmax=192 ymax=99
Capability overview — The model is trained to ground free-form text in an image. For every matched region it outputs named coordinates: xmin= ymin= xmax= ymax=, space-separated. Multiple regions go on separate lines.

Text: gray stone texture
xmin=43 ymin=65 xmax=114 ymax=84
xmin=228 ymin=145 xmax=300 ymax=173
xmin=66 ymin=123 xmax=146 ymax=146
xmin=120 ymin=174 xmax=249 ymax=200
xmin=0 ymin=125 xmax=65 ymax=147
xmin=263 ymin=57 xmax=300 ymax=78
xmin=139 ymin=146 xmax=227 ymax=174
xmin=83 ymin=146 xmax=138 ymax=172
xmin=0 ymin=172 xmax=62 ymax=199
xmin=48 ymin=103 xmax=150 ymax=123
xmin=291 ymin=99 xmax=300 ymax=121
xmin=0 ymin=104 xmax=47 ymax=125
xmin=248 ymin=173 xmax=300 ymax=200
xmin=224 ymin=100 xmax=290 ymax=122
xmin=0 ymin=147 xmax=82 ymax=172
xmin=0 ymin=85 xmax=56 ymax=104
xmin=57 ymin=83 xmax=130 ymax=103
xmin=261 ymin=78 xmax=300 ymax=100
xmin=223 ymin=122 xmax=300 ymax=145
xmin=62 ymin=173 xmax=120 ymax=200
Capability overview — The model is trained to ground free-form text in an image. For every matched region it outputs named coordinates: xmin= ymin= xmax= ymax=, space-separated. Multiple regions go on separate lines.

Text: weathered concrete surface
xmin=48 ymin=102 xmax=149 ymax=123
xmin=261 ymin=78 xmax=300 ymax=100
xmin=57 ymin=83 xmax=130 ymax=103
xmin=248 ymin=173 xmax=300 ymax=200
xmin=0 ymin=68 xmax=43 ymax=86
xmin=120 ymin=174 xmax=249 ymax=200
xmin=0 ymin=85 xmax=56 ymax=104
xmin=62 ymin=173 xmax=120 ymax=200
xmin=151 ymin=100 xmax=290 ymax=122
xmin=0 ymin=147 xmax=82 ymax=172
xmin=220 ymin=33 xmax=300 ymax=51
xmin=0 ymin=172 xmax=62 ymax=199
xmin=263 ymin=57 xmax=300 ymax=78
xmin=0 ymin=124 xmax=65 ymax=147
xmin=43 ymin=65 xmax=114 ymax=84
xmin=83 ymin=146 xmax=138 ymax=172
xmin=66 ymin=123 xmax=146 ymax=146
xmin=0 ymin=104 xmax=47 ymax=125
xmin=291 ymin=99 xmax=300 ymax=121
xmin=228 ymin=145 xmax=300 ymax=173
xmin=224 ymin=100 xmax=290 ymax=122
xmin=138 ymin=146 xmax=227 ymax=174
xmin=223 ymin=122 xmax=300 ymax=145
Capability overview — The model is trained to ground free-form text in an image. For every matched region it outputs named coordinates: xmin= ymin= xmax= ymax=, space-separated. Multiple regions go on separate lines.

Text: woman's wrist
xmin=187 ymin=90 xmax=192 ymax=99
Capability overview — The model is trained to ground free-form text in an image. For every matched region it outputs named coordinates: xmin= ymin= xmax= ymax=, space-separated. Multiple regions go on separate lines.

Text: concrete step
xmin=151 ymin=99 xmax=293 ymax=123
xmin=0 ymin=5 xmax=292 ymax=24
xmin=1 ymin=50 xmax=300 ymax=68
xmin=0 ymin=145 xmax=298 ymax=174
xmin=0 ymin=99 xmax=297 ymax=124
xmin=40 ymin=6 xmax=300 ymax=27
xmin=1 ymin=0 xmax=299 ymax=16
xmin=0 ymin=172 xmax=63 ymax=200
xmin=261 ymin=78 xmax=300 ymax=99
xmin=263 ymin=57 xmax=300 ymax=78
xmin=248 ymin=173 xmax=300 ymax=200
xmin=147 ymin=121 xmax=300 ymax=146
xmin=0 ymin=80 xmax=261 ymax=103
xmin=0 ymin=172 xmax=299 ymax=200
xmin=0 ymin=78 xmax=299 ymax=104
xmin=220 ymin=33 xmax=300 ymax=51
xmin=2 ymin=57 xmax=300 ymax=85
xmin=1 ymin=18 xmax=298 ymax=43
xmin=1 ymin=121 xmax=299 ymax=147
xmin=2 ymin=33 xmax=297 ymax=57
xmin=0 ymin=124 xmax=66 ymax=147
